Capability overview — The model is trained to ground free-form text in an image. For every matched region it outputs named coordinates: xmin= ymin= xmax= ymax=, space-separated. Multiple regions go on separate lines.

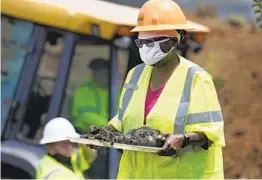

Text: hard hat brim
xmin=187 ymin=20 xmax=210 ymax=33
xmin=131 ymin=23 xmax=195 ymax=32
xmin=39 ymin=133 xmax=80 ymax=145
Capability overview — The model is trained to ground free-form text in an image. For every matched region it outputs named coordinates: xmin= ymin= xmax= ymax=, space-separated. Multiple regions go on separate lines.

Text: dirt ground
xmin=188 ymin=15 xmax=262 ymax=179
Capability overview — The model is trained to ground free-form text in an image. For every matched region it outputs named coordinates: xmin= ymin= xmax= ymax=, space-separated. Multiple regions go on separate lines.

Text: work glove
xmin=157 ymin=134 xmax=185 ymax=157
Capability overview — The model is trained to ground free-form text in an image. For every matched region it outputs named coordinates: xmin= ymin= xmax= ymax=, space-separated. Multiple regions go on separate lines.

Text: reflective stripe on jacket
xmin=109 ymin=56 xmax=225 ymax=179
xmin=36 ymin=145 xmax=94 ymax=179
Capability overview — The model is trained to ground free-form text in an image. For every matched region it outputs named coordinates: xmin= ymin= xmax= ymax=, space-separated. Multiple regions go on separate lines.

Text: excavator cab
xmin=1 ymin=0 xmax=210 ymax=179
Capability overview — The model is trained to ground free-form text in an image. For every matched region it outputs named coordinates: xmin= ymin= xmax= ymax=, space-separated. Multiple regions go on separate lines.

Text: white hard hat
xmin=39 ymin=117 xmax=79 ymax=145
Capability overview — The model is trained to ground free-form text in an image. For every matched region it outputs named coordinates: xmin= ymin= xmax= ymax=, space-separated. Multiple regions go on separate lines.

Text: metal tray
xmin=68 ymin=137 xmax=161 ymax=153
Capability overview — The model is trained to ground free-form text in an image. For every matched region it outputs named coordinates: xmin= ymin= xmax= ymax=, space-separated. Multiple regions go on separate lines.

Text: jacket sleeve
xmin=73 ymin=112 xmax=108 ymax=131
xmin=108 ymin=115 xmax=122 ymax=132
xmin=71 ymin=145 xmax=97 ymax=172
xmin=185 ymin=72 xmax=225 ymax=147
xmin=70 ymin=88 xmax=108 ymax=132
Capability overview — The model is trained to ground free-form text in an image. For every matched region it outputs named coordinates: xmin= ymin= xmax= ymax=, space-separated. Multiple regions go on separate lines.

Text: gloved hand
xmin=157 ymin=134 xmax=185 ymax=156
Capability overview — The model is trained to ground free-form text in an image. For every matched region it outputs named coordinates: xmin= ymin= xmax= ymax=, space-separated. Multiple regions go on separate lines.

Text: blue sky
xmin=105 ymin=0 xmax=257 ymax=22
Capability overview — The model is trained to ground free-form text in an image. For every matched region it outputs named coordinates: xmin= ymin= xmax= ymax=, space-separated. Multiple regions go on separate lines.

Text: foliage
xmin=252 ymin=0 xmax=262 ymax=28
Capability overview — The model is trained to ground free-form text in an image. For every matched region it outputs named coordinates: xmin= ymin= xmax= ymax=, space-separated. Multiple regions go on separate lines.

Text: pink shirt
xmin=144 ymin=85 xmax=165 ymax=121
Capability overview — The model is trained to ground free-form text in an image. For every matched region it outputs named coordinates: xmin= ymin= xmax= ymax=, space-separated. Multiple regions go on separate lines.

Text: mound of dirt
xmin=187 ymin=14 xmax=262 ymax=179
xmin=117 ymin=126 xmax=164 ymax=147
xmin=81 ymin=126 xmax=165 ymax=147
xmin=82 ymin=125 xmax=121 ymax=142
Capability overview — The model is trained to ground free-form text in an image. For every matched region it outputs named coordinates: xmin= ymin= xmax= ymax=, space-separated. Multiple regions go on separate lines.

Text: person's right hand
xmin=156 ymin=134 xmax=184 ymax=156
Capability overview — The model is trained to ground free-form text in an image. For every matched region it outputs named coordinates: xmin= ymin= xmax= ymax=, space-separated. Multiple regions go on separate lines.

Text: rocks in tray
xmin=81 ymin=125 xmax=165 ymax=147
xmin=121 ymin=126 xmax=164 ymax=147
xmin=81 ymin=125 xmax=121 ymax=142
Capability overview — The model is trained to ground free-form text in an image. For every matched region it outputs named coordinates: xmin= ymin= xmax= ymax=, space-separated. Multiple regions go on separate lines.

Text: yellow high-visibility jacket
xmin=109 ymin=56 xmax=225 ymax=179
xmin=70 ymin=80 xmax=109 ymax=132
xmin=36 ymin=145 xmax=95 ymax=179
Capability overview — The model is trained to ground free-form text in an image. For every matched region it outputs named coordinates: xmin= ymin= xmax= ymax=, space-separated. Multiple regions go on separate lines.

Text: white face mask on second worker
xmin=139 ymin=38 xmax=174 ymax=65
xmin=137 ymin=32 xmax=180 ymax=66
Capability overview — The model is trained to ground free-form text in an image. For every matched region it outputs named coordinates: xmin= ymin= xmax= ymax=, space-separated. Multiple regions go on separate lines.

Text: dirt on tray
xmin=82 ymin=125 xmax=122 ymax=142
xmin=118 ymin=126 xmax=164 ymax=147
xmin=81 ymin=126 xmax=165 ymax=147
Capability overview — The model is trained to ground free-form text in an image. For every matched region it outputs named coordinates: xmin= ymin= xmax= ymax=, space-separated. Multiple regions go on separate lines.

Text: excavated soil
xmin=187 ymin=14 xmax=262 ymax=179
xmin=82 ymin=125 xmax=122 ymax=142
xmin=117 ymin=126 xmax=164 ymax=147
xmin=82 ymin=126 xmax=165 ymax=147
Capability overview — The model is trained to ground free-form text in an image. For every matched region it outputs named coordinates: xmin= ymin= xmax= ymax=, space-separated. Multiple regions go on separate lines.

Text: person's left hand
xmin=157 ymin=134 xmax=185 ymax=156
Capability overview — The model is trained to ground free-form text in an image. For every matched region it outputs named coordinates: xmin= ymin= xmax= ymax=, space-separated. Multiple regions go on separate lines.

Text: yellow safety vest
xmin=109 ymin=56 xmax=225 ymax=179
xmin=71 ymin=80 xmax=109 ymax=132
xmin=36 ymin=145 xmax=94 ymax=179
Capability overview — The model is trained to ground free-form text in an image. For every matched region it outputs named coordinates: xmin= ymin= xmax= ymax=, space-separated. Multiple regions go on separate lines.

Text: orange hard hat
xmin=131 ymin=0 xmax=194 ymax=32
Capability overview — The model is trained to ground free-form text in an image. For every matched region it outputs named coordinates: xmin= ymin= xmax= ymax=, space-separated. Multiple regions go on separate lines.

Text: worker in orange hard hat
xmin=106 ymin=0 xmax=225 ymax=179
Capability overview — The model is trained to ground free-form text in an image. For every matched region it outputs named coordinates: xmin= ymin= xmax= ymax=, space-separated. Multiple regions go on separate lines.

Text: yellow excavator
xmin=1 ymin=0 xmax=210 ymax=179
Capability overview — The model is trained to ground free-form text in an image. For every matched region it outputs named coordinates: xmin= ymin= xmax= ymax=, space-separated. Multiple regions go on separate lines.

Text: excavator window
xmin=17 ymin=31 xmax=65 ymax=142
xmin=1 ymin=16 xmax=35 ymax=135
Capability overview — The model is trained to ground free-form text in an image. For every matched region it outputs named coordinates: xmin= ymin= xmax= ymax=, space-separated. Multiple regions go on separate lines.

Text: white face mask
xmin=139 ymin=39 xmax=175 ymax=65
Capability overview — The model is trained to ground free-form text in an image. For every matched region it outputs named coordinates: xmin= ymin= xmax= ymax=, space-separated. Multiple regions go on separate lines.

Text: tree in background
xmin=252 ymin=0 xmax=262 ymax=28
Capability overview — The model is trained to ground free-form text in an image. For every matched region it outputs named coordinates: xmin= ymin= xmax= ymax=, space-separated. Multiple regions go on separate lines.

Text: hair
xmin=88 ymin=58 xmax=109 ymax=70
